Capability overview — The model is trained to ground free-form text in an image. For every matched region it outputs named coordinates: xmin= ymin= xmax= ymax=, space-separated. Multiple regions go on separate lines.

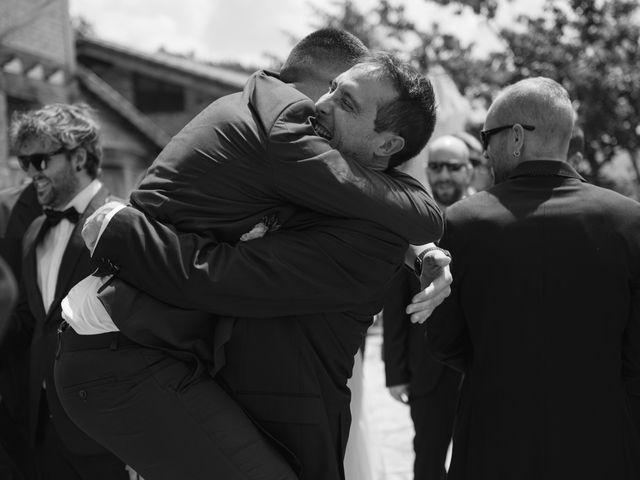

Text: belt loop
xmin=109 ymin=334 xmax=118 ymax=351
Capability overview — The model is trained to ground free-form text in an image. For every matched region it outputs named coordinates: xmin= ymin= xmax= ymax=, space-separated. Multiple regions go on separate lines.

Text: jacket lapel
xmin=49 ymin=186 xmax=111 ymax=319
xmin=22 ymin=215 xmax=48 ymax=322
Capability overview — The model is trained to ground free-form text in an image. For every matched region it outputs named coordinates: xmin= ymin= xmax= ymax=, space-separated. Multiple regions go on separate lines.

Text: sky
xmin=69 ymin=0 xmax=545 ymax=68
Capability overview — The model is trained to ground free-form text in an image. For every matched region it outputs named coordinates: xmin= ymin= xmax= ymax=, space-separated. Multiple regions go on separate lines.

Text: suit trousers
xmin=35 ymin=397 xmax=130 ymax=480
xmin=410 ymin=366 xmax=461 ymax=480
xmin=54 ymin=329 xmax=297 ymax=480
xmin=0 ymin=400 xmax=30 ymax=480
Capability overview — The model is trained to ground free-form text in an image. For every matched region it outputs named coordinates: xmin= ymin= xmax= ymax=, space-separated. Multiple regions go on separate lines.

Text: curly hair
xmin=10 ymin=103 xmax=103 ymax=178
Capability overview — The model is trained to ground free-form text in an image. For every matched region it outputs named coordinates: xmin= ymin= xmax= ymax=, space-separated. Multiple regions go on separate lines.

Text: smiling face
xmin=313 ymin=64 xmax=399 ymax=170
xmin=18 ymin=137 xmax=80 ymax=209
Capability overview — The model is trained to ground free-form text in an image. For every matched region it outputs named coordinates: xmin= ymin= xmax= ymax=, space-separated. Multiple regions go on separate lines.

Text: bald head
xmin=429 ymin=135 xmax=470 ymax=162
xmin=484 ymin=77 xmax=575 ymax=182
xmin=488 ymin=77 xmax=574 ymax=158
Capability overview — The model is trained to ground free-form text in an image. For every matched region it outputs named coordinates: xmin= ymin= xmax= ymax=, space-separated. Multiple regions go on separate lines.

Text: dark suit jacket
xmin=427 ymin=161 xmax=640 ymax=479
xmin=96 ymin=68 xmax=441 ymax=368
xmin=383 ymin=265 xmax=453 ymax=397
xmin=0 ymin=257 xmax=16 ymax=333
xmin=9 ymin=186 xmax=121 ymax=455
xmin=0 ymin=182 xmax=41 ymax=282
xmin=128 ymin=69 xmax=440 ymax=244
xmin=95 ymin=206 xmax=418 ymax=479
xmin=0 ymin=182 xmax=41 ymax=431
xmin=91 ymin=69 xmax=443 ymax=478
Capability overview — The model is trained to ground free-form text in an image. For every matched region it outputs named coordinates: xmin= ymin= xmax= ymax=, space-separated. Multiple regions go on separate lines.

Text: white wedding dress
xmin=344 ymin=347 xmax=382 ymax=480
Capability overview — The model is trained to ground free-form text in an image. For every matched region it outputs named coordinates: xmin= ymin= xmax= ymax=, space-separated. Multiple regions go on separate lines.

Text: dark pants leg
xmin=0 ymin=345 xmax=32 ymax=480
xmin=54 ymin=329 xmax=296 ymax=480
xmin=0 ymin=444 xmax=24 ymax=480
xmin=34 ymin=404 xmax=129 ymax=480
xmin=0 ymin=401 xmax=30 ymax=480
xmin=410 ymin=367 xmax=461 ymax=480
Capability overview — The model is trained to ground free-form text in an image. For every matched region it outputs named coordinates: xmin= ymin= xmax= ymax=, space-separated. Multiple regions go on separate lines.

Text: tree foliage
xmin=487 ymin=0 xmax=640 ymax=190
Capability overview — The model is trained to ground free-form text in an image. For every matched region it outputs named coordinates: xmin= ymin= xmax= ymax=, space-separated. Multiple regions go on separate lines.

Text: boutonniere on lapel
xmin=240 ymin=214 xmax=281 ymax=241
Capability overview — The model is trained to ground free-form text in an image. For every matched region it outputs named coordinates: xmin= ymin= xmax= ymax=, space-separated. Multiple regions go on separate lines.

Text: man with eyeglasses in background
xmin=0 ymin=103 xmax=130 ymax=479
xmin=426 ymin=135 xmax=473 ymax=208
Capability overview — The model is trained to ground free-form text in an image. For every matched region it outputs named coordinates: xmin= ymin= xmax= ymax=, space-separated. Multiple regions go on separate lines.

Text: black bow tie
xmin=44 ymin=207 xmax=80 ymax=227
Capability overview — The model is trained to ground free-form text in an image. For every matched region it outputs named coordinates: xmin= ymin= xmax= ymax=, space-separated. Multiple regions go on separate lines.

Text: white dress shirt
xmin=37 ymin=179 xmax=102 ymax=313
xmin=62 ymin=201 xmax=125 ymax=334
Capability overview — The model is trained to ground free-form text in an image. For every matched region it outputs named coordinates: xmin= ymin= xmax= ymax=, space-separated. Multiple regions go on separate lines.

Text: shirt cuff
xmin=91 ymin=203 xmax=127 ymax=256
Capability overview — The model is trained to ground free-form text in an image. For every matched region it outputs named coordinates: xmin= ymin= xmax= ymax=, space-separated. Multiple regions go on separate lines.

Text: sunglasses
xmin=480 ymin=124 xmax=535 ymax=151
xmin=428 ymin=162 xmax=467 ymax=173
xmin=17 ymin=147 xmax=67 ymax=172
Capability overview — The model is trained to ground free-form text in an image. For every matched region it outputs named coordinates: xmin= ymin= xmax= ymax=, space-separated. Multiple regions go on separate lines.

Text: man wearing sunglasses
xmin=426 ymin=77 xmax=640 ymax=479
xmin=426 ymin=135 xmax=473 ymax=208
xmin=0 ymin=104 xmax=130 ymax=479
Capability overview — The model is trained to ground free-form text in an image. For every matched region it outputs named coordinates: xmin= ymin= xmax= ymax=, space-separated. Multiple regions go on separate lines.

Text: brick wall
xmin=0 ymin=0 xmax=75 ymax=69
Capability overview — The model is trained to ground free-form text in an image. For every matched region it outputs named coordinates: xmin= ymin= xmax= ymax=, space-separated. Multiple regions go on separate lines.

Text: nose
xmin=438 ymin=166 xmax=452 ymax=178
xmin=315 ymin=92 xmax=333 ymax=117
xmin=27 ymin=163 xmax=40 ymax=178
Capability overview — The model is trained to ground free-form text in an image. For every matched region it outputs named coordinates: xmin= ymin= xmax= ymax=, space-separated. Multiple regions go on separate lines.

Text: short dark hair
xmin=10 ymin=103 xmax=102 ymax=179
xmin=280 ymin=28 xmax=369 ymax=84
xmin=568 ymin=125 xmax=584 ymax=158
xmin=358 ymin=52 xmax=437 ymax=169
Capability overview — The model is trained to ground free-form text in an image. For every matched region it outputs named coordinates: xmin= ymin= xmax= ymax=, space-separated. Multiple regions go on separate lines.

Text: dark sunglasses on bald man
xmin=428 ymin=162 xmax=467 ymax=173
xmin=480 ymin=124 xmax=535 ymax=151
xmin=17 ymin=147 xmax=67 ymax=172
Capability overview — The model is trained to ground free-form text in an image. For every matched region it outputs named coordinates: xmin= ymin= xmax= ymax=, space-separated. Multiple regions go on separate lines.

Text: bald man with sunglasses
xmin=427 ymin=77 xmax=640 ymax=480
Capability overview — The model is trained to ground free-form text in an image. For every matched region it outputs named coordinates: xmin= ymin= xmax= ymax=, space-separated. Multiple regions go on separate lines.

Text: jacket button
xmin=79 ymin=390 xmax=87 ymax=400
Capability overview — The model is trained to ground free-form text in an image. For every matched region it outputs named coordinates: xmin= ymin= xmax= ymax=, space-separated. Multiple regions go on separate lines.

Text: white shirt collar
xmin=62 ymin=179 xmax=102 ymax=214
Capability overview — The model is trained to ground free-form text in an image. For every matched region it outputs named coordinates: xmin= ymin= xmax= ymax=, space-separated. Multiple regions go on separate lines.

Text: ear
xmin=71 ymin=148 xmax=87 ymax=171
xmin=375 ymin=134 xmax=405 ymax=157
xmin=512 ymin=124 xmax=526 ymax=153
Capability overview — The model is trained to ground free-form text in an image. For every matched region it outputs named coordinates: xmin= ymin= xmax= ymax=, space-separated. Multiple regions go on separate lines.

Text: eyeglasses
xmin=427 ymin=162 xmax=467 ymax=173
xmin=479 ymin=124 xmax=535 ymax=151
xmin=17 ymin=147 xmax=67 ymax=172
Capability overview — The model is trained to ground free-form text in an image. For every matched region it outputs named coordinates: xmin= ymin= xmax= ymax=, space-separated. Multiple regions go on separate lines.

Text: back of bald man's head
xmin=491 ymin=77 xmax=574 ymax=158
xmin=280 ymin=29 xmax=369 ymax=84
xmin=428 ymin=135 xmax=470 ymax=163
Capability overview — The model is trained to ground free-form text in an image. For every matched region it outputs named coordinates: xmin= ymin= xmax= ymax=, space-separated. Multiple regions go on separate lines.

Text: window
xmin=133 ymin=73 xmax=184 ymax=113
